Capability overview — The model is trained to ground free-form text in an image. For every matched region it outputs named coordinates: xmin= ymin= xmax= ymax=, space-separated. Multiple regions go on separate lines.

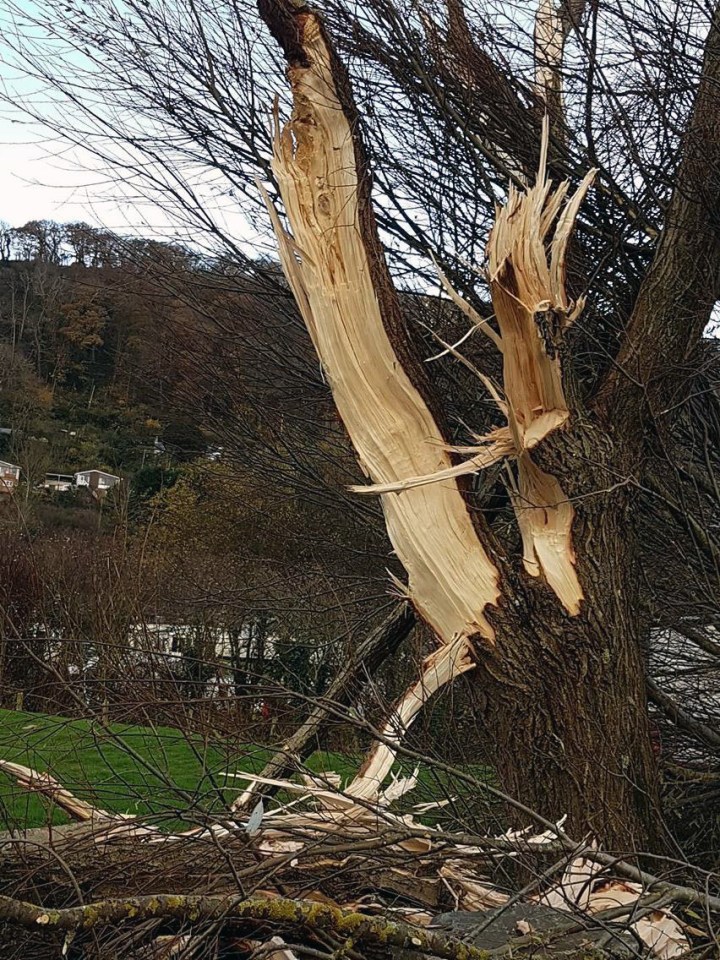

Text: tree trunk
xmin=476 ymin=424 xmax=661 ymax=849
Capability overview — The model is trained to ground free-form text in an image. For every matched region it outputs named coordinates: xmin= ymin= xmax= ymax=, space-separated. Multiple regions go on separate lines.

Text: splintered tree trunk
xmin=258 ymin=0 xmax=661 ymax=849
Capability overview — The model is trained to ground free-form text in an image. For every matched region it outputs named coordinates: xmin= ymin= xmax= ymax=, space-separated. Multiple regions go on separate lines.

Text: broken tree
xmin=8 ymin=0 xmax=720 ymax=859
xmin=257 ymin=0 xmax=720 ymax=850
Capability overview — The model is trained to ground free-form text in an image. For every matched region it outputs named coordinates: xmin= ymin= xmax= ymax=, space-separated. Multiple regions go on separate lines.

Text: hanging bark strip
xmin=258 ymin=0 xmax=500 ymax=646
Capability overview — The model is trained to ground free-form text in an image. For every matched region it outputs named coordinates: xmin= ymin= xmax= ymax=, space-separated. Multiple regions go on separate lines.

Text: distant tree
xmin=132 ymin=464 xmax=180 ymax=500
xmin=162 ymin=419 xmax=206 ymax=462
xmin=11 ymin=220 xmax=65 ymax=264
xmin=0 ymin=222 xmax=12 ymax=262
xmin=0 ymin=343 xmax=50 ymax=435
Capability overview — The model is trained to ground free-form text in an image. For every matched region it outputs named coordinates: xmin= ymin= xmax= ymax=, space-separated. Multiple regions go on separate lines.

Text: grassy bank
xmin=0 ymin=709 xmax=492 ymax=832
xmin=0 ymin=709 xmax=353 ymax=829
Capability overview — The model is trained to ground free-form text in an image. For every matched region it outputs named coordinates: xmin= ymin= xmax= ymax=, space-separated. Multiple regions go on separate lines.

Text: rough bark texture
xmin=606 ymin=3 xmax=720 ymax=409
xmin=258 ymin=0 xmax=670 ymax=850
xmin=478 ymin=423 xmax=661 ymax=849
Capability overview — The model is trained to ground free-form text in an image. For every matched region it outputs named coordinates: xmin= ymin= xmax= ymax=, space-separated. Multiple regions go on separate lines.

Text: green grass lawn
xmin=0 ymin=709 xmax=492 ymax=832
xmin=0 ymin=709 xmax=353 ymax=830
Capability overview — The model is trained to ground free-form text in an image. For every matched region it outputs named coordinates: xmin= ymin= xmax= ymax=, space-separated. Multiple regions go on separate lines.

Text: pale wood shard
xmin=264 ymin=12 xmax=500 ymax=646
xmin=350 ymin=150 xmax=591 ymax=614
xmin=345 ymin=635 xmax=474 ymax=800
xmin=587 ymin=883 xmax=689 ymax=958
xmin=351 ymin=410 xmax=571 ymax=497
xmin=538 ymin=851 xmax=598 ymax=911
xmin=237 ymin=698 xmax=445 ymax=833
xmin=483 ymin=133 xmax=594 ymax=615
xmin=439 ymin=862 xmax=511 ymax=911
xmin=534 ymin=0 xmax=567 ymax=109
xmin=349 ymin=429 xmax=514 ymax=496
xmin=486 ymin=148 xmax=594 ymax=443
xmin=0 ymin=757 xmax=693 ymax=956
xmin=0 ymin=759 xmax=165 ymax=841
xmin=0 ymin=759 xmax=112 ymax=823
xmin=540 ymin=861 xmax=690 ymax=958
xmin=512 ymin=453 xmax=582 ymax=615
xmin=432 ymin=257 xmax=504 ymax=352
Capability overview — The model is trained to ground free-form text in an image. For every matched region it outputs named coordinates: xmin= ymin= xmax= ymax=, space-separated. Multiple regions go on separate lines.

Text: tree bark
xmin=477 ymin=456 xmax=661 ymax=849
xmin=605 ymin=2 xmax=720 ymax=409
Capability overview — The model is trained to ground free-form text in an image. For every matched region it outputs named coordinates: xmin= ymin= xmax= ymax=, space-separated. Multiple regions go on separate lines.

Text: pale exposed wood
xmin=484 ymin=140 xmax=593 ymax=614
xmin=537 ymin=857 xmax=689 ymax=957
xmin=264 ymin=13 xmax=500 ymax=645
xmin=0 ymin=759 xmax=695 ymax=955
xmin=349 ymin=428 xmax=514 ymax=495
xmin=0 ymin=760 xmax=112 ymax=823
xmin=351 ymin=410 xmax=571 ymax=497
xmin=512 ymin=454 xmax=581 ymax=615
xmin=439 ymin=862 xmax=510 ymax=910
xmin=432 ymin=257 xmax=504 ymax=352
xmin=486 ymin=157 xmax=594 ymax=442
xmin=230 ymin=603 xmax=415 ymax=813
xmin=534 ymin=0 xmax=566 ymax=108
xmin=0 ymin=760 xmax=163 ymax=840
xmin=352 ymin=144 xmax=591 ymax=612
xmin=345 ymin=635 xmax=474 ymax=800
xmin=259 ymin=1 xmax=592 ymax=830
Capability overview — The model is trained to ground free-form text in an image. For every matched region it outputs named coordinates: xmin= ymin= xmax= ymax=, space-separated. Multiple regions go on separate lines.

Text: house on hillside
xmin=74 ymin=469 xmax=121 ymax=497
xmin=43 ymin=473 xmax=75 ymax=492
xmin=0 ymin=461 xmax=21 ymax=494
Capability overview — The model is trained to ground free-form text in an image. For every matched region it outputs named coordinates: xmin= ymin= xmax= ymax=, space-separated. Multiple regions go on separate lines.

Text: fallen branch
xmin=0 ymin=760 xmax=144 ymax=833
xmin=0 ymin=893 xmax=491 ymax=960
xmin=0 ymin=754 xmax=706 ymax=956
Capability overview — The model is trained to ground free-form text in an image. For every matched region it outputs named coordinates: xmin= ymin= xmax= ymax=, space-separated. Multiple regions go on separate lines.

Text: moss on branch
xmin=0 ymin=894 xmax=494 ymax=960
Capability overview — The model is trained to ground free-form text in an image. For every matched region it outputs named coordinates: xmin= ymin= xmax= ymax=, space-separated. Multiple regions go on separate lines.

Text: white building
xmin=43 ymin=473 xmax=75 ymax=492
xmin=74 ymin=469 xmax=121 ymax=495
xmin=0 ymin=461 xmax=21 ymax=494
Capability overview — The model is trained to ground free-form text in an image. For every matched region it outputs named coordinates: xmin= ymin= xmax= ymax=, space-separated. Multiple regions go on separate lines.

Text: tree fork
xmin=258 ymin=0 xmax=663 ymax=848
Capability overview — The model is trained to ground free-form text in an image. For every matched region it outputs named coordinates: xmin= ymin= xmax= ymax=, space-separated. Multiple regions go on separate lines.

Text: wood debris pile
xmin=0 ymin=758 xmax=694 ymax=958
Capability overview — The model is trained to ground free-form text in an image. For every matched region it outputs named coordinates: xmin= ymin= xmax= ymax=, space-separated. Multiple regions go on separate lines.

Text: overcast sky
xmin=0 ymin=107 xmax=228 ymax=240
xmin=0 ymin=132 xmax=127 ymax=229
xmin=0 ymin=50 xmax=125 ymax=228
xmin=0 ymin=57 xmax=263 ymax=252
